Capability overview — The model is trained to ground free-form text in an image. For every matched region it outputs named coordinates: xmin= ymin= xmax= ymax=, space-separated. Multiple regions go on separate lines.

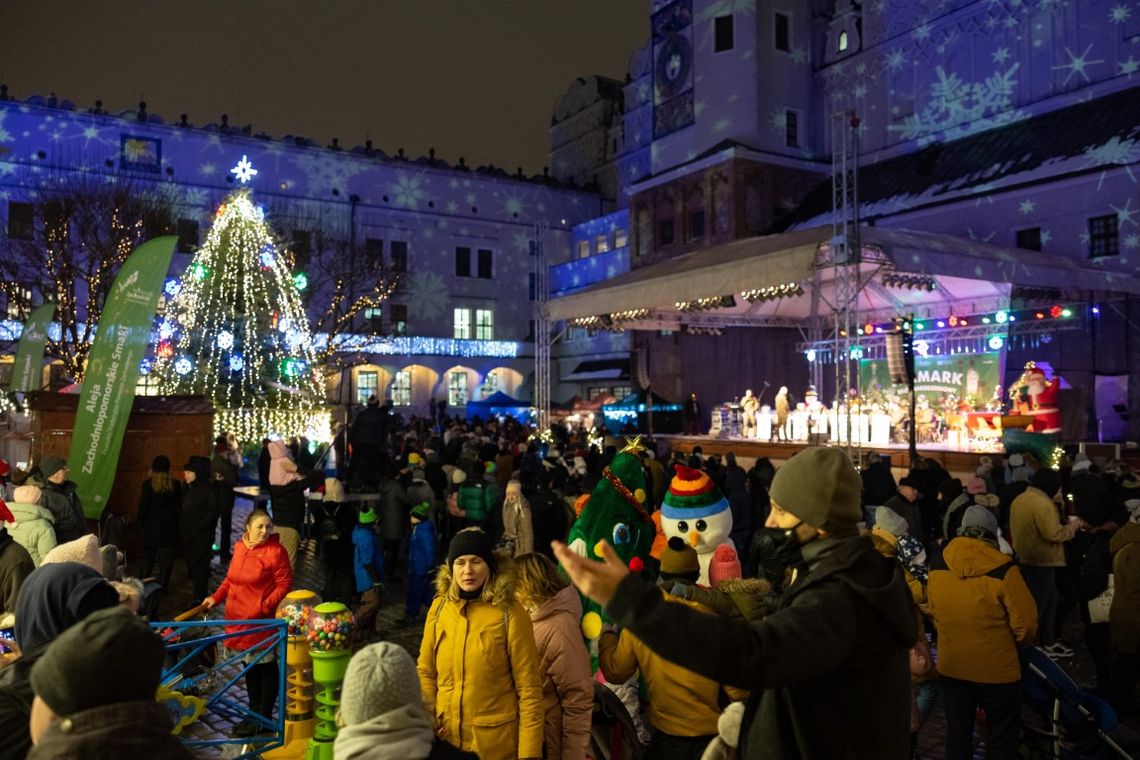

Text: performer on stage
xmin=740 ymin=389 xmax=760 ymax=439
xmin=773 ymin=386 xmax=790 ymax=442
xmin=684 ymin=392 xmax=702 ymax=436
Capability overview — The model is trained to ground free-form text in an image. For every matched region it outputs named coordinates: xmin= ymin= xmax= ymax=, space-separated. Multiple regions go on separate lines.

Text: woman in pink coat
xmin=514 ymin=553 xmax=593 ymax=759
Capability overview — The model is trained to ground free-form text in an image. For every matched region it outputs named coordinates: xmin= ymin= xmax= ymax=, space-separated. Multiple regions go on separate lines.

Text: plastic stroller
xmin=1021 ymin=646 xmax=1136 ymax=759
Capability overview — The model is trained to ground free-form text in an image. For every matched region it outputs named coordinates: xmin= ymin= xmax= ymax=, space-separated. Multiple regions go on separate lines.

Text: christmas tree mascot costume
xmin=565 ymin=438 xmax=655 ymax=641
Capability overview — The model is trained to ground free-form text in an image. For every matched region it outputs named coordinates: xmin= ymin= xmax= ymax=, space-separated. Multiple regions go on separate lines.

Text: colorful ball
xmin=581 ymin=611 xmax=603 ymax=640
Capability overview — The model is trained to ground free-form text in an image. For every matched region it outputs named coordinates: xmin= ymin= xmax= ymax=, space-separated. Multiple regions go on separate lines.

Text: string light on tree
xmin=153 ymin=189 xmax=329 ymax=442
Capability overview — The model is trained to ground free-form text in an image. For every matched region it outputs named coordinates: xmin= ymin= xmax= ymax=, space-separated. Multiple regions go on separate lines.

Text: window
xmin=390 ymin=370 xmax=412 ymax=407
xmin=775 ymin=12 xmax=790 ymax=52
xmin=6 ymin=285 xmax=30 ymax=320
xmin=176 ymin=218 xmax=199 ymax=253
xmin=658 ymin=218 xmax=675 ymax=246
xmin=390 ymin=304 xmax=407 ymax=335
xmin=1089 ymin=214 xmax=1120 ymax=258
xmin=6 ymin=202 xmax=33 ymax=240
xmin=689 ymin=209 xmax=705 ymax=241
xmin=587 ymin=386 xmax=610 ymax=401
xmin=614 ymin=228 xmax=629 ymax=248
xmin=357 ymin=370 xmax=378 ymax=405
xmin=529 ymin=272 xmax=536 ymax=301
xmin=475 ymin=308 xmax=494 ymax=340
xmin=577 ymin=239 xmax=591 ymax=259
xmin=43 ymin=200 xmax=67 ymax=241
xmin=714 ymin=14 xmax=734 ymax=52
xmin=292 ymin=230 xmax=312 ymax=269
xmin=453 ymin=307 xmax=471 ymax=339
xmin=364 ymin=306 xmax=383 ymax=333
xmin=786 ymin=110 xmax=799 ymax=148
xmin=448 ymin=371 xmax=468 ymax=406
xmin=390 ymin=240 xmax=408 ymax=274
xmin=365 ymin=238 xmax=384 ymax=271
xmin=838 ymin=30 xmax=849 ymax=53
xmin=136 ymin=373 xmax=161 ymax=397
xmin=477 ymin=248 xmax=493 ymax=279
xmin=455 ymin=246 xmax=471 ymax=277
xmin=613 ymin=386 xmax=633 ymax=401
xmin=1016 ymin=227 xmax=1042 ymax=251
xmin=566 ymin=326 xmax=585 ymax=342
xmin=595 ymin=234 xmax=610 ymax=254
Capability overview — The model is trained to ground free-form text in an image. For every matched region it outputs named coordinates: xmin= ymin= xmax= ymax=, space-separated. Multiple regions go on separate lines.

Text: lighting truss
xmin=881 ymin=273 xmax=938 ymax=291
xmin=741 ymin=283 xmax=804 ymax=303
xmin=674 ymin=294 xmax=736 ymax=312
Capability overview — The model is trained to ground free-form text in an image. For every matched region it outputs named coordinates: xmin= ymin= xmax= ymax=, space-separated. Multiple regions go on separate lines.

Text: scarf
xmin=333 ymin=703 xmax=434 ymax=760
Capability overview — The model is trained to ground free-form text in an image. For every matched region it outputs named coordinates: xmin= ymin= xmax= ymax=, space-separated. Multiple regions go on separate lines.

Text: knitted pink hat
xmin=708 ymin=544 xmax=742 ymax=588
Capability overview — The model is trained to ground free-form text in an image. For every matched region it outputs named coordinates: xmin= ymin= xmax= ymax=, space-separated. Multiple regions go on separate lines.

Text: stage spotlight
xmin=994 ymin=311 xmax=1008 ymax=324
xmin=988 ymin=335 xmax=1004 ymax=350
xmin=806 ymin=349 xmax=817 ymax=362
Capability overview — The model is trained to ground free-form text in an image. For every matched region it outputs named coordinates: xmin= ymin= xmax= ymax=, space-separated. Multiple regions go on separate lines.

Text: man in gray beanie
xmin=336 ymin=642 xmax=476 ymax=759
xmin=37 ymin=456 xmax=87 ymax=544
xmin=555 ymin=447 xmax=917 ymax=759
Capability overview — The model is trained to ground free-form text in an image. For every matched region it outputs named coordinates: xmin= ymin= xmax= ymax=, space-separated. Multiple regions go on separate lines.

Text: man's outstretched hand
xmin=552 ymin=539 xmax=631 ymax=607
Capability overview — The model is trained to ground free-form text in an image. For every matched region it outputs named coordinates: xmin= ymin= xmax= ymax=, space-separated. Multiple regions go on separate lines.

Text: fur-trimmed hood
xmin=432 ymin=549 xmax=517 ymax=606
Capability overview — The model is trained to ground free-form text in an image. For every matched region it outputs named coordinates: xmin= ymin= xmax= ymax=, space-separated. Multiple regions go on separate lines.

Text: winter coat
xmin=136 ymin=478 xmax=182 ymax=549
xmin=528 ymin=586 xmax=593 ymax=760
xmin=409 ymin=520 xmax=437 ymax=577
xmin=353 ymin=524 xmax=384 ymax=594
xmin=333 ymin=702 xmax=478 ymax=760
xmin=1110 ymin=523 xmax=1140 ymax=653
xmin=417 ymin=554 xmax=544 ymax=760
xmin=8 ymin=501 xmax=56 ymax=565
xmin=457 ymin=481 xmax=496 ymax=524
xmin=40 ymin=480 xmax=87 ymax=543
xmin=527 ymin=485 xmax=569 ymax=562
xmin=408 ymin=478 xmax=438 ymax=521
xmin=1010 ymin=486 xmax=1077 ymax=567
xmin=208 ymin=534 xmax=293 ymax=651
xmin=1070 ymin=528 xmax=1114 ymax=620
xmin=870 ymin=527 xmax=926 ymax=606
xmin=380 ymin=479 xmax=414 ymax=542
xmin=927 ymin=537 xmax=1037 ymax=684
xmin=179 ymin=479 xmax=218 ymax=560
xmin=0 ymin=529 xmax=33 ymax=616
xmin=502 ymin=494 xmax=535 ymax=556
xmin=350 ymin=406 xmax=386 ymax=445
xmin=26 ymin=700 xmax=193 ymax=760
xmin=269 ymin=474 xmax=319 ymax=531
xmin=883 ymin=494 xmax=924 ymax=543
xmin=604 ymin=533 xmax=916 ymax=759
xmin=600 ymin=593 xmax=748 ymax=739
xmin=862 ymin=463 xmax=897 ymax=507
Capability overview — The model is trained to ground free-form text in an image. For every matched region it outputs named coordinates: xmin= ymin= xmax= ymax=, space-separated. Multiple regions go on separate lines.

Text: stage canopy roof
xmin=543 ymin=226 xmax=1140 ymax=328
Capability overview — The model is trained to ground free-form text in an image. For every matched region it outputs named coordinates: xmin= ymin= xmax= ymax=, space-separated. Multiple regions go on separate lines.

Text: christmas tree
xmin=153 ymin=188 xmax=328 ymax=443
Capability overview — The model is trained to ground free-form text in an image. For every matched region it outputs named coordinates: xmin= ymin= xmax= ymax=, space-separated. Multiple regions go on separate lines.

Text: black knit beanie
xmin=447 ymin=528 xmax=494 ymax=571
xmin=1030 ymin=468 xmax=1063 ymax=498
xmin=151 ymin=455 xmax=170 ymax=473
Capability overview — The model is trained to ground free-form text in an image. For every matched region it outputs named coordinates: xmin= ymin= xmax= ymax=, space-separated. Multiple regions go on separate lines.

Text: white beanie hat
xmin=340 ymin=642 xmax=424 ymax=725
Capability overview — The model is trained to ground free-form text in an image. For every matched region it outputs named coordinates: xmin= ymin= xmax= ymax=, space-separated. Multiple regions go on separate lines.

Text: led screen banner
xmin=860 ymin=351 xmax=1003 ymax=407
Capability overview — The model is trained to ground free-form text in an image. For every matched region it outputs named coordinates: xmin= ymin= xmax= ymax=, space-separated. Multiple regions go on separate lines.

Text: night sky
xmin=1 ymin=1 xmax=648 ymax=174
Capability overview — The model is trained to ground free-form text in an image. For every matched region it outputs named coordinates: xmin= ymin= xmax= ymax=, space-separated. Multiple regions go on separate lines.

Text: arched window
xmin=838 ymin=31 xmax=849 ymax=52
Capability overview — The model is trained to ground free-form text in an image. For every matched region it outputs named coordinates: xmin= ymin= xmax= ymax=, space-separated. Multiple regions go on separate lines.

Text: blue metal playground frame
xmin=152 ymin=617 xmax=288 ymax=758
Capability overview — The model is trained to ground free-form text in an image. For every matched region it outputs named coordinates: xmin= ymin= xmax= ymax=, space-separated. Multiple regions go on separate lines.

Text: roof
xmin=544 ymin=225 xmax=1140 ymax=326
xmin=466 ymin=391 xmax=528 ymax=408
xmin=784 ymin=84 xmax=1140 ymax=226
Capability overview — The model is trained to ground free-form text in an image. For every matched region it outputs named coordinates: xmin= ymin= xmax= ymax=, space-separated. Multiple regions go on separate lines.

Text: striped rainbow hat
xmin=661 ymin=465 xmax=729 ymax=520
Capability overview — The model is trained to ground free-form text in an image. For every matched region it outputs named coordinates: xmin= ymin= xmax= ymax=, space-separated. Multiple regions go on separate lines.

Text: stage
xmin=658 ymin=434 xmax=992 ymax=477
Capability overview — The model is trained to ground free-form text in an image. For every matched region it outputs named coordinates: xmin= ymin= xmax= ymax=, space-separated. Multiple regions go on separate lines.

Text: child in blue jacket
xmin=352 ymin=506 xmax=384 ymax=638
xmin=397 ymin=501 xmax=436 ymax=626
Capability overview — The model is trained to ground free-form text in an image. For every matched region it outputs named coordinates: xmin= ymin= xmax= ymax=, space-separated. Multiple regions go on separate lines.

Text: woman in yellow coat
xmin=418 ymin=528 xmax=544 ymax=760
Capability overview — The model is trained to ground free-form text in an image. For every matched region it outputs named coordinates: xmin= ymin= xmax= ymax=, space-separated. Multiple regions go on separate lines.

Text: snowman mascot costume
xmin=659 ymin=465 xmax=734 ymax=585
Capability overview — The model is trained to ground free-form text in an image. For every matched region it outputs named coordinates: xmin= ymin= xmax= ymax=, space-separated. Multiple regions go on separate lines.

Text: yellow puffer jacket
xmin=870 ymin=527 xmax=926 ymax=606
xmin=1010 ymin=486 xmax=1077 ymax=567
xmin=418 ymin=553 xmax=544 ymax=760
xmin=599 ymin=593 xmax=748 ymax=738
xmin=928 ymin=537 xmax=1038 ymax=684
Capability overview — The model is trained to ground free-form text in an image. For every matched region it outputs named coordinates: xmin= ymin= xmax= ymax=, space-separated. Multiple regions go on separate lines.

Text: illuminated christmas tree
xmin=153 ymin=184 xmax=329 ymax=443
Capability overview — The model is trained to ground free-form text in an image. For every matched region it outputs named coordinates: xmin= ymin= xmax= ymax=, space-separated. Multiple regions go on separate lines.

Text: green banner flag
xmin=860 ymin=351 xmax=1004 ymax=408
xmin=69 ymin=237 xmax=177 ymax=518
xmin=9 ymin=303 xmax=55 ymax=392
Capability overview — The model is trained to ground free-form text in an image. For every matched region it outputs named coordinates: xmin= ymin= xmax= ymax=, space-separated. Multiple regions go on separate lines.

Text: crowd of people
xmin=2 ymin=397 xmax=1140 ymax=758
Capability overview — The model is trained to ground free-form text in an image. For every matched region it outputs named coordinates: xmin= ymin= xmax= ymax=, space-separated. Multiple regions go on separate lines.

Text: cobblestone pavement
xmin=142 ymin=499 xmax=1137 ymax=759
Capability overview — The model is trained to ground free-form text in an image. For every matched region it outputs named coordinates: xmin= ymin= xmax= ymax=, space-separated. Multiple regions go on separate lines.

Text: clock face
xmin=656 ymin=33 xmax=692 ymax=101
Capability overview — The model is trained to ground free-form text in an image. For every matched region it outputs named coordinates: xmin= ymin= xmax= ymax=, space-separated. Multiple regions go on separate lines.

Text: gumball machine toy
xmin=303 ymin=602 xmax=355 ymax=760
xmin=263 ymin=590 xmax=320 ymax=759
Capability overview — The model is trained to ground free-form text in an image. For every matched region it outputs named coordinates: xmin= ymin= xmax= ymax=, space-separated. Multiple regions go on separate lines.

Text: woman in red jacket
xmin=204 ymin=509 xmax=293 ymax=737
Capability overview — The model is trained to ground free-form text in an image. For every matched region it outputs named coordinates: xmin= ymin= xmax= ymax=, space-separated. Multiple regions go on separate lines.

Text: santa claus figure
xmin=1010 ymin=362 xmax=1061 ymax=434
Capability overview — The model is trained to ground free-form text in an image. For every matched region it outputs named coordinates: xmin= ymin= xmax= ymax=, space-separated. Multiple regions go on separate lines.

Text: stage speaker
xmin=885 ymin=332 xmax=914 ymax=385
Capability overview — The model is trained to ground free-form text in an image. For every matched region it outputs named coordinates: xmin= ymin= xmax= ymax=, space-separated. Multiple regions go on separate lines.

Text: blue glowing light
xmin=229 ymin=355 xmax=245 ymax=372
xmin=174 ymin=357 xmax=193 ymax=376
xmin=164 ymin=279 xmax=181 ymax=297
xmin=216 ymin=331 xmax=234 ymax=350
